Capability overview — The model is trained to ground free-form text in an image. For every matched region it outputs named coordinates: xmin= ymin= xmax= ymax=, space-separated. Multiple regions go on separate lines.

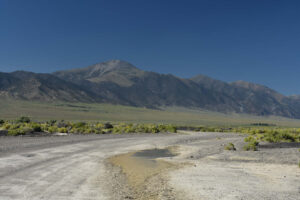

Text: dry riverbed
xmin=0 ymin=132 xmax=299 ymax=200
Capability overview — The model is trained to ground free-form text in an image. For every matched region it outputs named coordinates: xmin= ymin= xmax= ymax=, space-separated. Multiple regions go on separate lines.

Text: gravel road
xmin=0 ymin=132 xmax=299 ymax=200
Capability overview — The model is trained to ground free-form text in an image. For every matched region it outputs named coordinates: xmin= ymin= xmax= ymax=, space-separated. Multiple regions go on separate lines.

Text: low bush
xmin=224 ymin=143 xmax=236 ymax=151
xmin=31 ymin=123 xmax=42 ymax=132
xmin=243 ymin=140 xmax=259 ymax=151
xmin=47 ymin=120 xmax=57 ymax=126
xmin=244 ymin=136 xmax=256 ymax=143
xmin=17 ymin=116 xmax=31 ymax=123
xmin=73 ymin=122 xmax=86 ymax=128
xmin=7 ymin=128 xmax=26 ymax=136
xmin=104 ymin=122 xmax=113 ymax=129
xmin=57 ymin=127 xmax=68 ymax=133
xmin=47 ymin=126 xmax=58 ymax=133
xmin=3 ymin=123 xmax=11 ymax=130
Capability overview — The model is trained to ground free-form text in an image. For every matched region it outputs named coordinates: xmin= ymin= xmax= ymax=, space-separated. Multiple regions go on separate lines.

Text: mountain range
xmin=1 ymin=60 xmax=300 ymax=118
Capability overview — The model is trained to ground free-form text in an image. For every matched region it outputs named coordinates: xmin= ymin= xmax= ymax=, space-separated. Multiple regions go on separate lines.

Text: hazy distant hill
xmin=1 ymin=60 xmax=300 ymax=118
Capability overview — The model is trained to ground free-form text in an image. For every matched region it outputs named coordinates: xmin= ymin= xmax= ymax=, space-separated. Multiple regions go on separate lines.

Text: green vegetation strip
xmin=0 ymin=117 xmax=177 ymax=136
xmin=195 ymin=126 xmax=300 ymax=143
xmin=1 ymin=117 xmax=299 ymax=153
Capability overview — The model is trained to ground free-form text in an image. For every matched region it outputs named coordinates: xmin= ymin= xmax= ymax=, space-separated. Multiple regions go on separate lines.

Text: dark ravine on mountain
xmin=1 ymin=60 xmax=300 ymax=118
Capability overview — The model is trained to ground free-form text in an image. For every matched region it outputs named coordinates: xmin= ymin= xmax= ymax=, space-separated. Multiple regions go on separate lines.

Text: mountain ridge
xmin=1 ymin=60 xmax=300 ymax=118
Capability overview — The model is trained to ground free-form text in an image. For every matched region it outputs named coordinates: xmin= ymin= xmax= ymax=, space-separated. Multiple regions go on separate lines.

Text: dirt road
xmin=0 ymin=132 xmax=299 ymax=200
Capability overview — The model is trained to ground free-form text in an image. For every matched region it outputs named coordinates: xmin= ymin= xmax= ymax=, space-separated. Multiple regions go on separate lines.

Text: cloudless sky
xmin=1 ymin=0 xmax=300 ymax=95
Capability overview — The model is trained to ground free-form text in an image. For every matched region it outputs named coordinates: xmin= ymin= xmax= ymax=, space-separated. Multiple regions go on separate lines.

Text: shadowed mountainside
xmin=0 ymin=71 xmax=98 ymax=102
xmin=1 ymin=60 xmax=300 ymax=118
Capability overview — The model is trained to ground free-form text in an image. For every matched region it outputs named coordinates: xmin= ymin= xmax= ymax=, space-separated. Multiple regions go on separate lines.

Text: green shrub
xmin=0 ymin=119 xmax=4 ymax=125
xmin=22 ymin=127 xmax=33 ymax=134
xmin=94 ymin=129 xmax=104 ymax=134
xmin=47 ymin=126 xmax=58 ymax=133
xmin=83 ymin=128 xmax=93 ymax=134
xmin=69 ymin=128 xmax=78 ymax=133
xmin=102 ymin=129 xmax=112 ymax=134
xmin=151 ymin=126 xmax=159 ymax=133
xmin=17 ymin=116 xmax=31 ymax=123
xmin=104 ymin=123 xmax=113 ymax=129
xmin=243 ymin=140 xmax=259 ymax=151
xmin=244 ymin=136 xmax=256 ymax=143
xmin=264 ymin=134 xmax=279 ymax=143
xmin=7 ymin=128 xmax=26 ymax=136
xmin=47 ymin=120 xmax=57 ymax=126
xmin=112 ymin=126 xmax=122 ymax=134
xmin=3 ymin=123 xmax=11 ymax=130
xmin=124 ymin=124 xmax=136 ymax=133
xmin=73 ymin=122 xmax=86 ymax=128
xmin=95 ymin=123 xmax=105 ymax=129
xmin=280 ymin=132 xmax=296 ymax=142
xmin=31 ymin=124 xmax=42 ymax=132
xmin=166 ymin=125 xmax=177 ymax=133
xmin=224 ymin=143 xmax=236 ymax=151
xmin=57 ymin=127 xmax=68 ymax=133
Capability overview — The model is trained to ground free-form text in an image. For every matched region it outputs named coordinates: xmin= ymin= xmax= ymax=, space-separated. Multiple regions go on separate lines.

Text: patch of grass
xmin=243 ymin=141 xmax=259 ymax=151
xmin=243 ymin=142 xmax=258 ymax=151
xmin=243 ymin=136 xmax=259 ymax=151
xmin=224 ymin=143 xmax=236 ymax=151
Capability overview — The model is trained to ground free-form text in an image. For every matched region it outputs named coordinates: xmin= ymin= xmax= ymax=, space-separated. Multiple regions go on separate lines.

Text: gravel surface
xmin=0 ymin=132 xmax=299 ymax=200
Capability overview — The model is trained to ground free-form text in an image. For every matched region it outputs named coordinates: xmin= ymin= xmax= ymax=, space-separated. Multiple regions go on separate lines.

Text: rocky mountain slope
xmin=0 ymin=71 xmax=97 ymax=102
xmin=1 ymin=60 xmax=300 ymax=118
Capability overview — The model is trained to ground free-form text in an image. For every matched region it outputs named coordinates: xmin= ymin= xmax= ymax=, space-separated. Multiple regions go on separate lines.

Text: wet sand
xmin=108 ymin=147 xmax=178 ymax=200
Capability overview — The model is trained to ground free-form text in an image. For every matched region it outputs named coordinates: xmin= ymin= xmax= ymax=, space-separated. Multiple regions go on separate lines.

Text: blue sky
xmin=0 ymin=0 xmax=300 ymax=95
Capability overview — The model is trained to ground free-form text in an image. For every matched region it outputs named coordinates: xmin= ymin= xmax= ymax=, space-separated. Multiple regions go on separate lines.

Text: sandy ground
xmin=0 ymin=132 xmax=299 ymax=200
xmin=168 ymin=132 xmax=300 ymax=200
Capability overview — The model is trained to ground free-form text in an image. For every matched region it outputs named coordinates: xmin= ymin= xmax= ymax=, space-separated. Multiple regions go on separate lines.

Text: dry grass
xmin=1 ymin=99 xmax=300 ymax=126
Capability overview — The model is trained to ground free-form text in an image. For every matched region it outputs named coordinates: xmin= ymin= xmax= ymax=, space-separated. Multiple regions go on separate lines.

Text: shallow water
xmin=108 ymin=146 xmax=177 ymax=198
xmin=133 ymin=148 xmax=176 ymax=159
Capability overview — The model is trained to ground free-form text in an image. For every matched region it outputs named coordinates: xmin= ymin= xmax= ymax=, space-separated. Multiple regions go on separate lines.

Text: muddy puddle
xmin=133 ymin=148 xmax=176 ymax=159
xmin=108 ymin=147 xmax=178 ymax=199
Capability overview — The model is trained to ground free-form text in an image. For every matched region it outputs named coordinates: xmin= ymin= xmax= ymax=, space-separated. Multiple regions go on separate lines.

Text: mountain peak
xmin=103 ymin=59 xmax=134 ymax=66
xmin=88 ymin=60 xmax=138 ymax=73
xmin=54 ymin=60 xmax=144 ymax=86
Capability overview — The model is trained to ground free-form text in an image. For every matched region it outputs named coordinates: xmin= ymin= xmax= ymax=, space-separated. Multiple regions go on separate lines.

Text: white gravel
xmin=0 ymin=132 xmax=299 ymax=200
